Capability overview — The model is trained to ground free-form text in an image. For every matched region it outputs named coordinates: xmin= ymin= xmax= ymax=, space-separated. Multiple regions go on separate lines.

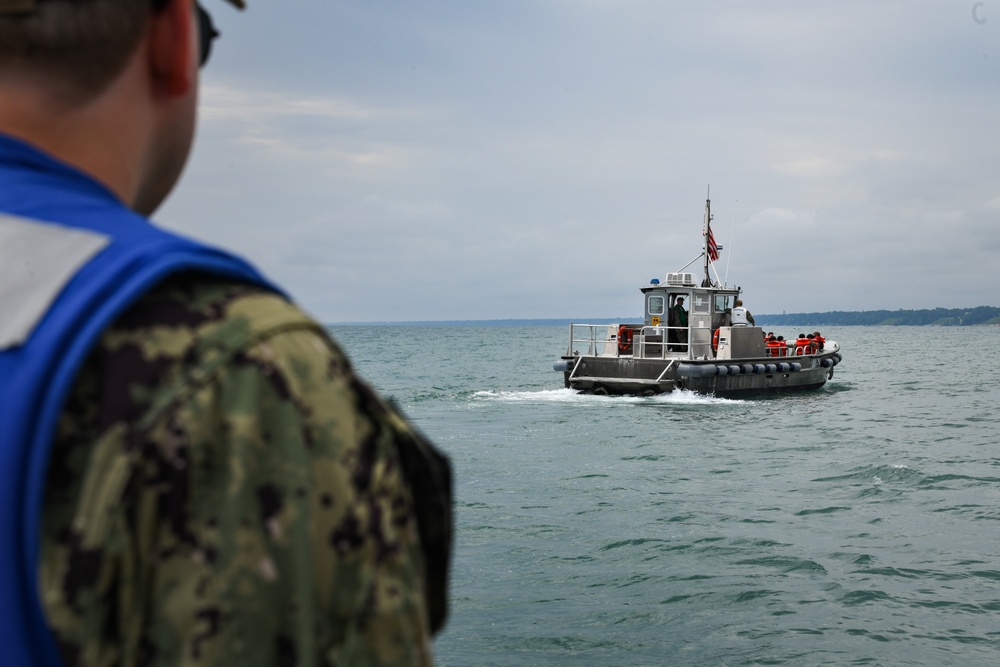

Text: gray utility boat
xmin=554 ymin=196 xmax=842 ymax=397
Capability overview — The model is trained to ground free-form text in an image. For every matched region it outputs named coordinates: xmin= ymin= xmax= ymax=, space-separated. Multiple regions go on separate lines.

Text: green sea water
xmin=331 ymin=324 xmax=1000 ymax=667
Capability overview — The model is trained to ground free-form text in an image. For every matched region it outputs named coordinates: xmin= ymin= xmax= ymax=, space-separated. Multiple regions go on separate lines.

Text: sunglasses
xmin=196 ymin=2 xmax=220 ymax=67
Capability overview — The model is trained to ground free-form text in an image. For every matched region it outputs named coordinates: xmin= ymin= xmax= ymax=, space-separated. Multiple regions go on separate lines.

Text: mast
xmin=702 ymin=187 xmax=713 ymax=287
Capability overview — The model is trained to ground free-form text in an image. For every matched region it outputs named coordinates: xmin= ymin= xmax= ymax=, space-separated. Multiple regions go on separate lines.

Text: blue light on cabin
xmin=650 ymin=278 xmax=660 ymax=285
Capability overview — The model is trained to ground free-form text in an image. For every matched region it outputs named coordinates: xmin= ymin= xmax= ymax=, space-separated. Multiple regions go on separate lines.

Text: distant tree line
xmin=756 ymin=306 xmax=1000 ymax=327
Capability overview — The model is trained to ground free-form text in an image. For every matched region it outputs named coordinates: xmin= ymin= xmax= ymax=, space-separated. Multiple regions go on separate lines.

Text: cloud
xmin=199 ymin=85 xmax=387 ymax=123
xmin=746 ymin=208 xmax=818 ymax=228
xmin=154 ymin=1 xmax=1000 ymax=321
xmin=771 ymin=158 xmax=841 ymax=178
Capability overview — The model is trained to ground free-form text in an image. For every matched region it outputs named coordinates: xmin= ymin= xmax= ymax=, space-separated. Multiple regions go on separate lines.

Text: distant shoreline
xmin=329 ymin=318 xmax=611 ymax=327
xmin=329 ymin=306 xmax=1000 ymax=327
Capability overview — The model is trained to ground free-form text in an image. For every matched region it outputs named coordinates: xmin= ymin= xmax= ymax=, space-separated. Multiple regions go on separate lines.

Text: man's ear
xmin=147 ymin=0 xmax=196 ymax=96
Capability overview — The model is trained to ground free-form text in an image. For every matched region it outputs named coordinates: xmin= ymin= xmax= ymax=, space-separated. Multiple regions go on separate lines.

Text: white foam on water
xmin=472 ymin=388 xmax=743 ymax=406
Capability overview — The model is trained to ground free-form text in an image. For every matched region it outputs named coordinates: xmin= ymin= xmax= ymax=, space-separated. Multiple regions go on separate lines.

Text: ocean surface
xmin=330 ymin=324 xmax=1000 ymax=667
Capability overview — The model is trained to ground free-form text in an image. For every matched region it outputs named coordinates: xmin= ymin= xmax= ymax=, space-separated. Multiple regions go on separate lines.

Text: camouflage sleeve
xmin=41 ymin=275 xmax=451 ymax=667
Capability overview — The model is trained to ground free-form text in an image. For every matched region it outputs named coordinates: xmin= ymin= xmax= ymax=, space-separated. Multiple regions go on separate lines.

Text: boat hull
xmin=560 ymin=348 xmax=841 ymax=397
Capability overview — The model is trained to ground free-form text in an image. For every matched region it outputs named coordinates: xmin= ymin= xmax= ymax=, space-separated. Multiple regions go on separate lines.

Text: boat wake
xmin=472 ymin=388 xmax=743 ymax=405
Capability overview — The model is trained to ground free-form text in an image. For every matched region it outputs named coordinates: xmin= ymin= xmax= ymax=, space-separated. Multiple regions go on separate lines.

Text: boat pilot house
xmin=554 ymin=196 xmax=841 ymax=397
xmin=641 ymin=273 xmax=739 ymax=360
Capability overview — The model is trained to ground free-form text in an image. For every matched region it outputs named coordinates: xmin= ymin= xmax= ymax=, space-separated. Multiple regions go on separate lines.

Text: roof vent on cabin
xmin=666 ymin=272 xmax=695 ymax=286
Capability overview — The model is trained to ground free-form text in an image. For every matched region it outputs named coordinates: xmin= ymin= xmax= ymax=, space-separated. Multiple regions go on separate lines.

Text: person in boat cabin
xmin=731 ymin=299 xmax=756 ymax=326
xmin=0 ymin=1 xmax=452 ymax=665
xmin=668 ymin=296 xmax=689 ymax=350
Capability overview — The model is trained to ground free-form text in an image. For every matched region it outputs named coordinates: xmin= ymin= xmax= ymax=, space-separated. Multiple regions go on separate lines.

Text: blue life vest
xmin=0 ymin=134 xmax=277 ymax=666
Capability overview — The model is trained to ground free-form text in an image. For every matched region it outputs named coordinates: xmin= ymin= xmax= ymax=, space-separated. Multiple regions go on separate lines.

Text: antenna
xmin=723 ymin=200 xmax=738 ymax=285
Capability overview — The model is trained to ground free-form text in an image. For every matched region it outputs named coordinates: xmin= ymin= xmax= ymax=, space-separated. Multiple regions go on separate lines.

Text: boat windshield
xmin=715 ymin=294 xmax=734 ymax=312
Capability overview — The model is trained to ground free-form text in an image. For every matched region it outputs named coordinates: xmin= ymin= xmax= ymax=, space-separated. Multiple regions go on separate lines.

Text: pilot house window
xmin=648 ymin=295 xmax=664 ymax=315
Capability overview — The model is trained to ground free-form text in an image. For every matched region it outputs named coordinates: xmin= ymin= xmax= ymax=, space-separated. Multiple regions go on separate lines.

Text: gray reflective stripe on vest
xmin=0 ymin=214 xmax=109 ymax=350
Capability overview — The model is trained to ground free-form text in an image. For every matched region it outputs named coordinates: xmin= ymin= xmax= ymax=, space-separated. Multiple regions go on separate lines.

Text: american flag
xmin=707 ymin=226 xmax=720 ymax=262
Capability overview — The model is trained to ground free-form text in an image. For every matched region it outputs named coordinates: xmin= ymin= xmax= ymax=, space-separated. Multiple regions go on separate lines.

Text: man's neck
xmin=0 ymin=66 xmax=152 ymax=208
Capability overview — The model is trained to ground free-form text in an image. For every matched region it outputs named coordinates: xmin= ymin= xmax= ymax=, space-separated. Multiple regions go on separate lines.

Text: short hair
xmin=0 ymin=0 xmax=152 ymax=101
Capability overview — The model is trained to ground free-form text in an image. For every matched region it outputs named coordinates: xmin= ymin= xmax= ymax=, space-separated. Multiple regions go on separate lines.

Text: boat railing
xmin=635 ymin=325 xmax=688 ymax=359
xmin=566 ymin=323 xmax=689 ymax=359
xmin=763 ymin=340 xmax=837 ymax=357
xmin=765 ymin=343 xmax=791 ymax=357
xmin=566 ymin=323 xmax=626 ymax=357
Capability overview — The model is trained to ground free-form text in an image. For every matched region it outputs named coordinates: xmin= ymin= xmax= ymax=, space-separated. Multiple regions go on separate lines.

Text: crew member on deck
xmin=731 ymin=299 xmax=755 ymax=326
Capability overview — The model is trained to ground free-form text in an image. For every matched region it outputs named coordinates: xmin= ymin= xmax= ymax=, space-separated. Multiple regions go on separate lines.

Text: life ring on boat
xmin=712 ymin=328 xmax=720 ymax=352
xmin=617 ymin=325 xmax=633 ymax=353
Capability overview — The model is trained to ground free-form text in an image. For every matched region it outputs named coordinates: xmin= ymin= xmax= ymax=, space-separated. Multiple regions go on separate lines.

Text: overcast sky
xmin=157 ymin=1 xmax=1000 ymax=322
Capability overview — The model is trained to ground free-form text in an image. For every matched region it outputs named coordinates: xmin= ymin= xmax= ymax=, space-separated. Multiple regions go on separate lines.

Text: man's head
xmin=676 ymin=297 xmax=684 ymax=305
xmin=0 ymin=0 xmax=242 ymax=214
xmin=0 ymin=0 xmax=154 ymax=102
xmin=734 ymin=299 xmax=743 ymax=307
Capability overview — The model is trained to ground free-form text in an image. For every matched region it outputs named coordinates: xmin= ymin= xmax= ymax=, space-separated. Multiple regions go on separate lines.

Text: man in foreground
xmin=0 ymin=1 xmax=452 ymax=664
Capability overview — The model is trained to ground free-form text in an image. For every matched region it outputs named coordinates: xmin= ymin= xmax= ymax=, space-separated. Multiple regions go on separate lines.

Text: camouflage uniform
xmin=40 ymin=273 xmax=452 ymax=667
